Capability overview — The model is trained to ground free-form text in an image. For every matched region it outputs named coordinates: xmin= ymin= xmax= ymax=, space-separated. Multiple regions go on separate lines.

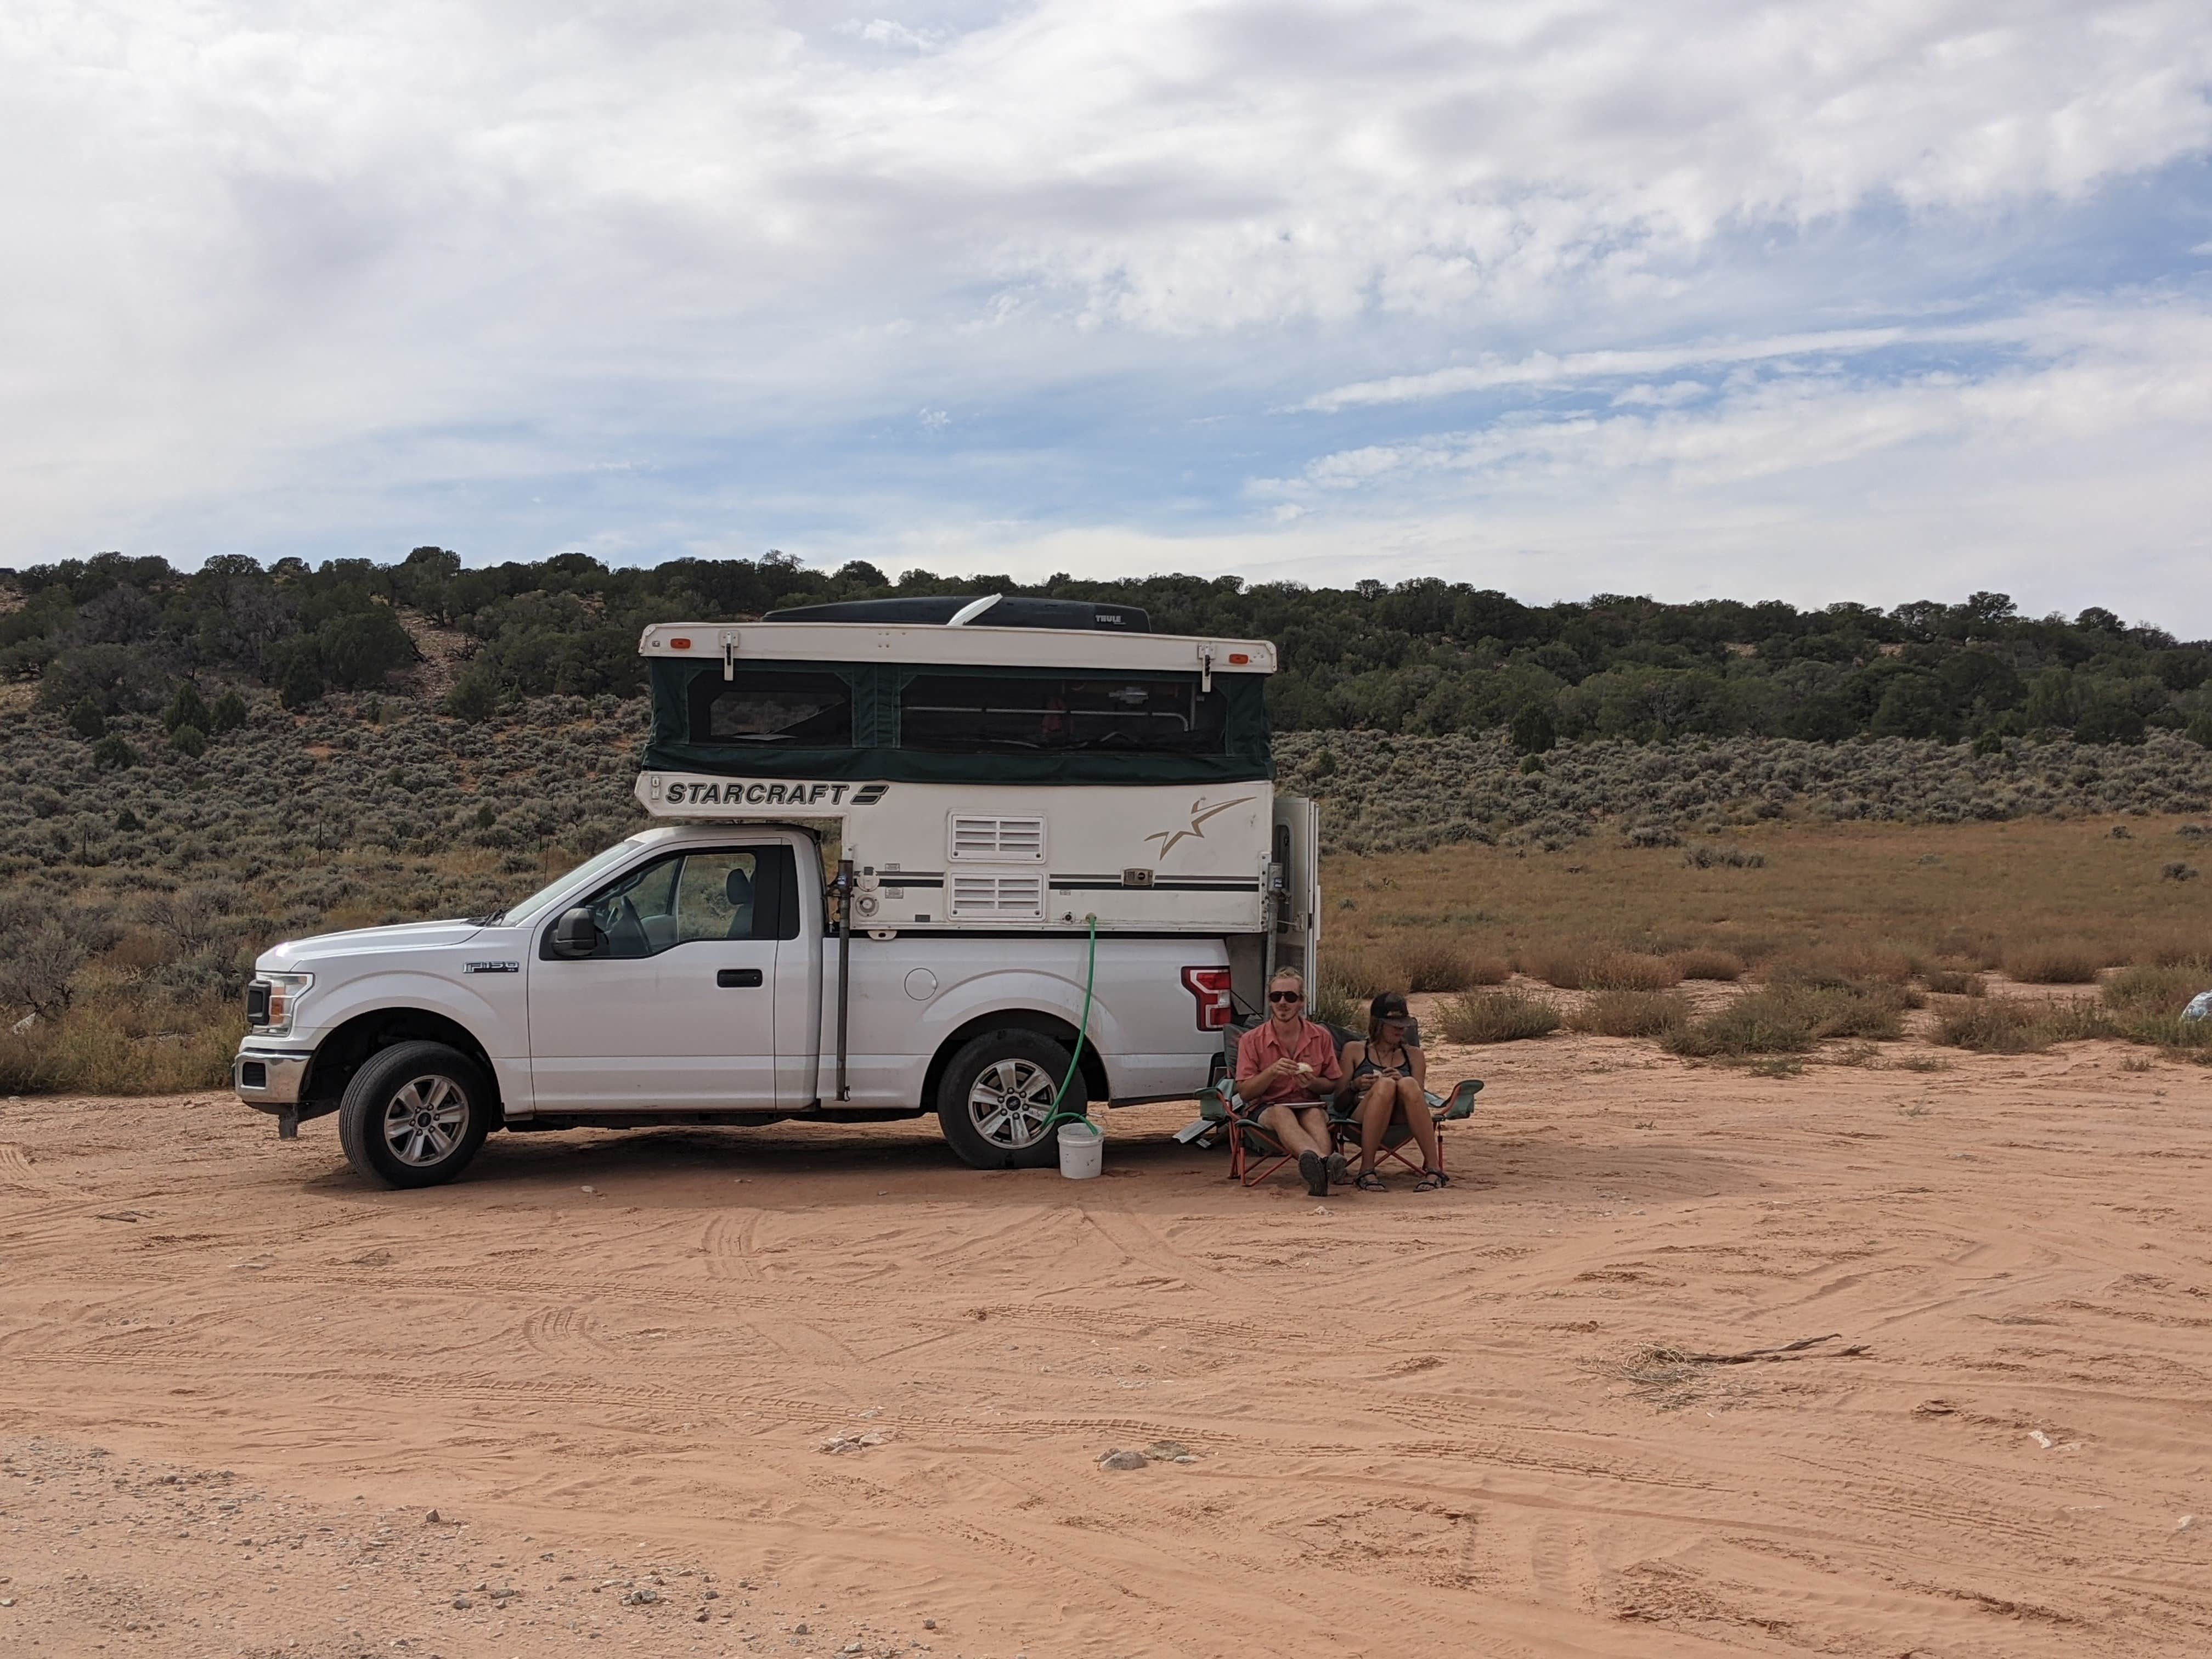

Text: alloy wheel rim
xmin=967 ymin=1057 xmax=1058 ymax=1149
xmin=381 ymin=1075 xmax=469 ymax=1166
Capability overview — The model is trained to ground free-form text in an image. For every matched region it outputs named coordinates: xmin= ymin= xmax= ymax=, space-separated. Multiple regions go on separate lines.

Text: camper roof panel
xmin=638 ymin=621 xmax=1277 ymax=675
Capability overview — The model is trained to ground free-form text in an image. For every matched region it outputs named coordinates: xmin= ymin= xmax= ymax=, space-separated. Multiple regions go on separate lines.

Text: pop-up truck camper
xmin=233 ymin=597 xmax=1320 ymax=1187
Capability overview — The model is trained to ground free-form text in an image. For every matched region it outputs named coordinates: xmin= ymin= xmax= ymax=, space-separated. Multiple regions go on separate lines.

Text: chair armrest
xmin=1434 ymin=1079 xmax=1484 ymax=1121
xmin=1199 ymin=1084 xmax=1234 ymax=1124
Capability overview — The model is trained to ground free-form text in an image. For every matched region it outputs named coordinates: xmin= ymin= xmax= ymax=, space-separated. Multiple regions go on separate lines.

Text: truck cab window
xmin=687 ymin=670 xmax=852 ymax=747
xmin=899 ymin=674 xmax=1227 ymax=754
xmin=580 ymin=850 xmax=765 ymax=956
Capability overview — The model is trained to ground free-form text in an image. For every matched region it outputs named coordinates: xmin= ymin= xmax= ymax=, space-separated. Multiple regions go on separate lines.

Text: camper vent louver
xmin=947 ymin=814 xmax=1046 ymax=862
xmin=950 ymin=873 xmax=1045 ymax=918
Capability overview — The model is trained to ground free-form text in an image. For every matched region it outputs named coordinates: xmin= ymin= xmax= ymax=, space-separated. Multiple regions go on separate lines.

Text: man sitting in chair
xmin=1233 ymin=968 xmax=1345 ymax=1196
xmin=1336 ymin=990 xmax=1449 ymax=1191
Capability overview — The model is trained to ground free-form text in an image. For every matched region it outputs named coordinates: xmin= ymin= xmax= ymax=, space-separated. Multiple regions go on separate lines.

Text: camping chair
xmin=1199 ymin=1018 xmax=1484 ymax=1186
xmin=1197 ymin=1019 xmax=1299 ymax=1186
xmin=1328 ymin=1016 xmax=1484 ymax=1181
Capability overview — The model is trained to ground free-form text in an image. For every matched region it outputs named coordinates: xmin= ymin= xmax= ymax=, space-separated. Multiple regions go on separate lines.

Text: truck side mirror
xmin=551 ymin=907 xmax=602 ymax=959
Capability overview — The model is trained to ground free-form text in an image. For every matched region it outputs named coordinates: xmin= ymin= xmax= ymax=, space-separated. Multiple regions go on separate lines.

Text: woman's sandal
xmin=1353 ymin=1171 xmax=1387 ymax=1192
xmin=1415 ymin=1168 xmax=1452 ymax=1191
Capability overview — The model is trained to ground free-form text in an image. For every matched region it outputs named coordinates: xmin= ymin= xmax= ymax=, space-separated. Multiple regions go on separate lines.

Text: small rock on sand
xmin=1099 ymin=1449 xmax=1147 ymax=1471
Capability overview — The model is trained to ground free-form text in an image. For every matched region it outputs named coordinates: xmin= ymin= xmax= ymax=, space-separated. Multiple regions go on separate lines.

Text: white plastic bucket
xmin=1057 ymin=1120 xmax=1103 ymax=1180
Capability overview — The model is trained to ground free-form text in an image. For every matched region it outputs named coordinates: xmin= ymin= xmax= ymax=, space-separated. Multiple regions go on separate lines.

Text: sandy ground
xmin=4 ymin=1030 xmax=2211 ymax=1658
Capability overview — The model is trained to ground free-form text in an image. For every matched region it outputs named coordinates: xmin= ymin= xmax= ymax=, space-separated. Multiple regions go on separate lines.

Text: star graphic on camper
xmin=1145 ymin=796 xmax=1255 ymax=857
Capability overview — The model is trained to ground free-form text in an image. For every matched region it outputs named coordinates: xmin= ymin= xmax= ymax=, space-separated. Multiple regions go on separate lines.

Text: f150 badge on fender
xmin=1145 ymin=795 xmax=1255 ymax=857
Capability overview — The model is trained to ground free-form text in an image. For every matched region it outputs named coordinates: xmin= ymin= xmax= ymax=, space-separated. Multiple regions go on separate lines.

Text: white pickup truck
xmin=234 ymin=821 xmax=1242 ymax=1187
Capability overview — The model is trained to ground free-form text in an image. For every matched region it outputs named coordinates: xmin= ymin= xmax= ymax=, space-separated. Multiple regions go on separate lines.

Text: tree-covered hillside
xmin=5 ymin=549 xmax=2208 ymax=749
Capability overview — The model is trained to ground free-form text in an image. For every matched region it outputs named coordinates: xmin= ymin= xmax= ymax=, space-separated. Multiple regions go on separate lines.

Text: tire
xmin=336 ymin=1040 xmax=495 ymax=1189
xmin=935 ymin=1029 xmax=1090 ymax=1170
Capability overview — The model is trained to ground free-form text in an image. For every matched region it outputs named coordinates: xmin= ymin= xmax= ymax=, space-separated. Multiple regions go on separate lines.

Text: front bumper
xmin=233 ymin=1048 xmax=311 ymax=1110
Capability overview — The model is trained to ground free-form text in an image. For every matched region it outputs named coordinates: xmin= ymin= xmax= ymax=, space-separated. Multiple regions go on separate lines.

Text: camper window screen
xmin=899 ymin=673 xmax=1227 ymax=754
xmin=689 ymin=670 xmax=853 ymax=747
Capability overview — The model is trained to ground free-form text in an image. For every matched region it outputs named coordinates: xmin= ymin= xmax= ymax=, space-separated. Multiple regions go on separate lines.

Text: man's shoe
xmin=1325 ymin=1151 xmax=1348 ymax=1186
xmin=1299 ymin=1149 xmax=1329 ymax=1196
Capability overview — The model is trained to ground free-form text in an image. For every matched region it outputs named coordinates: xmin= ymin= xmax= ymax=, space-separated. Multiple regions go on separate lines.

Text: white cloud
xmin=0 ymin=1 xmax=2209 ymax=621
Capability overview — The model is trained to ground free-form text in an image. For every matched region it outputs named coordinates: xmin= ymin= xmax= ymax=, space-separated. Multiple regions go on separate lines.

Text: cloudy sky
xmin=7 ymin=1 xmax=2212 ymax=622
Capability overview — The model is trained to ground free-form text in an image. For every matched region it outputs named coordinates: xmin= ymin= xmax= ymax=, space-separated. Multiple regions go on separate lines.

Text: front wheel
xmin=336 ymin=1040 xmax=495 ymax=1189
xmin=935 ymin=1030 xmax=1089 ymax=1170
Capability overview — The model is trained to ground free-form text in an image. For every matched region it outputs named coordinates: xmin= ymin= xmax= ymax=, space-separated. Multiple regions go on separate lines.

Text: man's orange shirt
xmin=1235 ymin=1018 xmax=1342 ymax=1106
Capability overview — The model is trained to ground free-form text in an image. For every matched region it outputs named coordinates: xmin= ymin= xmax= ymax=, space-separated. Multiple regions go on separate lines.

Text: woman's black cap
xmin=1370 ymin=991 xmax=1410 ymax=1020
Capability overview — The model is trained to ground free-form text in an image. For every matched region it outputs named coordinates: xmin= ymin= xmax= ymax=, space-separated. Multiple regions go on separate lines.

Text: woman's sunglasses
xmin=1268 ymin=990 xmax=1303 ymax=1003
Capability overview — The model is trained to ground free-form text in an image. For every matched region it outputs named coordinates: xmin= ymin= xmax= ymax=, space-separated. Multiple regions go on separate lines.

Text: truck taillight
xmin=1182 ymin=966 xmax=1233 ymax=1030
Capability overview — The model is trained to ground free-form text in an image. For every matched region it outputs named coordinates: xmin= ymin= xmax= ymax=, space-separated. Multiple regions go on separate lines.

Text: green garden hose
xmin=1041 ymin=913 xmax=1100 ymax=1137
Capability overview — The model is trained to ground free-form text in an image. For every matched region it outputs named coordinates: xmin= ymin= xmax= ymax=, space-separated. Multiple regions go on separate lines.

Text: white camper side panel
xmin=636 ymin=772 xmax=1272 ymax=933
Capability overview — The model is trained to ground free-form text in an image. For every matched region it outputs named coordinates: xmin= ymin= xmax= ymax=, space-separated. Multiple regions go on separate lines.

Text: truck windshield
xmin=493 ymin=839 xmax=651 ymax=928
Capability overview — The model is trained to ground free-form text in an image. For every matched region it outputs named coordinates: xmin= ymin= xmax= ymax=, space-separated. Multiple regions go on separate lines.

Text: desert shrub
xmin=1684 ymin=842 xmax=1766 ymax=869
xmin=169 ymin=724 xmax=207 ymax=759
xmin=1583 ymin=951 xmax=1680 ymax=991
xmin=2004 ymin=942 xmax=2104 ymax=984
xmin=1625 ymin=825 xmax=1682 ymax=848
xmin=2101 ymin=962 xmax=2211 ymax=1020
xmin=1392 ymin=934 xmax=1485 ymax=992
xmin=1923 ymin=968 xmax=1984 ymax=996
xmin=0 ymin=995 xmax=246 ymax=1094
xmin=1570 ymin=989 xmax=1692 ymax=1037
xmin=1437 ymin=988 xmax=1561 ymax=1043
xmin=1671 ymin=948 xmax=1745 ymax=981
xmin=1521 ymin=946 xmax=1592 ymax=989
xmin=1933 ymin=997 xmax=2113 ymax=1053
xmin=67 ymin=697 xmax=106 ymax=740
xmin=0 ymin=926 xmax=87 ymax=1019
xmin=2163 ymin=861 xmax=2199 ymax=882
xmin=1665 ymin=979 xmax=1910 ymax=1057
xmin=1319 ymin=944 xmax=1396 ymax=1006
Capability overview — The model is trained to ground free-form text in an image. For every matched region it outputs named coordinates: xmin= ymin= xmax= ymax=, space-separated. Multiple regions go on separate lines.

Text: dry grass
xmin=1922 ymin=968 xmax=1984 ymax=996
xmin=1671 ymin=949 xmax=1745 ymax=982
xmin=2003 ymin=941 xmax=2108 ymax=985
xmin=1570 ymin=990 xmax=1693 ymax=1039
xmin=0 ymin=996 xmax=245 ymax=1095
xmin=1663 ymin=979 xmax=1913 ymax=1058
xmin=1326 ymin=817 xmax=2212 ymax=984
xmin=2100 ymin=961 xmax=2210 ymax=1019
xmin=1390 ymin=934 xmax=1508 ymax=992
xmin=1436 ymin=988 xmax=1562 ymax=1044
xmin=1932 ymin=997 xmax=2114 ymax=1053
xmin=1520 ymin=947 xmax=1679 ymax=991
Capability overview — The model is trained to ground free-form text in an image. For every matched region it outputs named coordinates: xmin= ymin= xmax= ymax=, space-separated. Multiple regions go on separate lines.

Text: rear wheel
xmin=336 ymin=1040 xmax=494 ymax=1189
xmin=935 ymin=1029 xmax=1089 ymax=1170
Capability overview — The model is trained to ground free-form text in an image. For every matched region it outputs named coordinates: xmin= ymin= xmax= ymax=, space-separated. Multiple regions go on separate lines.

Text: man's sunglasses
xmin=1268 ymin=990 xmax=1304 ymax=1003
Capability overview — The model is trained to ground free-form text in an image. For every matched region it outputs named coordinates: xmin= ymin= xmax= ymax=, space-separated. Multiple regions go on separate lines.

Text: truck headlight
xmin=249 ymin=973 xmax=314 ymax=1036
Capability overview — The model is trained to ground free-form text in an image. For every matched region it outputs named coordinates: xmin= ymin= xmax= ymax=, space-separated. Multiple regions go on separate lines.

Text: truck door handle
xmin=716 ymin=968 xmax=764 ymax=989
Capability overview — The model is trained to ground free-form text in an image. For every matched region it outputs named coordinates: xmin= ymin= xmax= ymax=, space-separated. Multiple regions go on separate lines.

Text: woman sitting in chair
xmin=1337 ymin=991 xmax=1448 ymax=1191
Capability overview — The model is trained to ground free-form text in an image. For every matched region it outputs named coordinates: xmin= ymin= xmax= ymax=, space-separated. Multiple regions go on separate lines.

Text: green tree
xmin=1508 ymin=701 xmax=1557 ymax=755
xmin=163 ymin=681 xmax=211 ymax=734
xmin=1869 ymin=675 xmax=1958 ymax=741
xmin=2073 ymin=698 xmax=2146 ymax=746
xmin=67 ymin=697 xmax=106 ymax=740
xmin=169 ymin=723 xmax=207 ymax=758
xmin=208 ymin=689 xmax=247 ymax=733
xmin=91 ymin=734 xmax=138 ymax=770
xmin=445 ymin=665 xmax=500 ymax=723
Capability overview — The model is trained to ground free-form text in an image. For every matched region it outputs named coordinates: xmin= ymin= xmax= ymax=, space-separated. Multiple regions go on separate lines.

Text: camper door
xmin=1270 ymin=794 xmax=1319 ymax=989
